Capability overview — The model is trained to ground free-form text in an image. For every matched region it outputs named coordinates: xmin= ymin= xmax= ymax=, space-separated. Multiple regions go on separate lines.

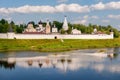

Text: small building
xmin=93 ymin=28 xmax=97 ymax=34
xmin=45 ymin=20 xmax=51 ymax=34
xmin=72 ymin=29 xmax=81 ymax=34
xmin=52 ymin=24 xmax=58 ymax=33
xmin=36 ymin=20 xmax=45 ymax=32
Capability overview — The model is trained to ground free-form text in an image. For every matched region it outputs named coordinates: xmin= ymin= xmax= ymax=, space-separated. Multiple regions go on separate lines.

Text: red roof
xmin=23 ymin=31 xmax=45 ymax=34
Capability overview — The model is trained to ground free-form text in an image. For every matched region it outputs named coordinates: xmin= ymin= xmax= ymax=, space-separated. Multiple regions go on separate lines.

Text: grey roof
xmin=8 ymin=24 xmax=14 ymax=32
xmin=38 ymin=20 xmax=42 ymax=24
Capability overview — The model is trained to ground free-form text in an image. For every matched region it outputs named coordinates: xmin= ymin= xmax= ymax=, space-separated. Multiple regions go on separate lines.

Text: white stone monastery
xmin=0 ymin=16 xmax=114 ymax=39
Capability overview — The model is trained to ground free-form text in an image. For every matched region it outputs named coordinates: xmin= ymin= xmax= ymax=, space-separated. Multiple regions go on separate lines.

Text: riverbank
xmin=0 ymin=38 xmax=120 ymax=52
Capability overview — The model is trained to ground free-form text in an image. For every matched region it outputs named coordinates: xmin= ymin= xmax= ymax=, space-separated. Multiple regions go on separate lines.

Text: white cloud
xmin=73 ymin=19 xmax=87 ymax=24
xmin=91 ymin=1 xmax=120 ymax=10
xmin=0 ymin=1 xmax=120 ymax=14
xmin=106 ymin=1 xmax=120 ymax=9
xmin=91 ymin=16 xmax=99 ymax=19
xmin=57 ymin=0 xmax=68 ymax=3
xmin=0 ymin=4 xmax=90 ymax=14
xmin=102 ymin=20 xmax=110 ymax=23
xmin=91 ymin=2 xmax=105 ymax=10
xmin=108 ymin=14 xmax=120 ymax=19
xmin=73 ymin=15 xmax=99 ymax=25
xmin=83 ymin=15 xmax=89 ymax=19
xmin=83 ymin=15 xmax=99 ymax=19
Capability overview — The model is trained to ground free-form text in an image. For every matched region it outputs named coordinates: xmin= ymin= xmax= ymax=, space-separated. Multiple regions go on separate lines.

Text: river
xmin=0 ymin=48 xmax=120 ymax=80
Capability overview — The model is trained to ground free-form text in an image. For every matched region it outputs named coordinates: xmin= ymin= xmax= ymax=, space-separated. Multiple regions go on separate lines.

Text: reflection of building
xmin=0 ymin=50 xmax=119 ymax=73
xmin=0 ymin=60 xmax=15 ymax=69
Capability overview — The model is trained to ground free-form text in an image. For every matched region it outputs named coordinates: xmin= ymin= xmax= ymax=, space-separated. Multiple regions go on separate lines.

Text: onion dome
xmin=38 ymin=20 xmax=42 ymax=24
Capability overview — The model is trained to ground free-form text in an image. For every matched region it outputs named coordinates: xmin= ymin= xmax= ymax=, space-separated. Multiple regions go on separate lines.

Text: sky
xmin=0 ymin=0 xmax=120 ymax=30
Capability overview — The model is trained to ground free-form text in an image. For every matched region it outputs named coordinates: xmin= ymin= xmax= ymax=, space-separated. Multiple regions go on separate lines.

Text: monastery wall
xmin=0 ymin=33 xmax=114 ymax=39
xmin=0 ymin=33 xmax=8 ymax=39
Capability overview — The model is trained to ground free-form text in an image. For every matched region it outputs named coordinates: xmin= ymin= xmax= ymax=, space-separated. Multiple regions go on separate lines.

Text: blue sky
xmin=0 ymin=0 xmax=120 ymax=30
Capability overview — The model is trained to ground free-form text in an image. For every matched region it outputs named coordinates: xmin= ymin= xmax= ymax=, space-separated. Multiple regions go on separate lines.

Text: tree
xmin=16 ymin=26 xmax=23 ymax=33
xmin=67 ymin=27 xmax=72 ymax=34
xmin=113 ymin=28 xmax=119 ymax=38
xmin=53 ymin=21 xmax=63 ymax=31
xmin=0 ymin=19 xmax=6 ymax=25
xmin=60 ymin=28 xmax=66 ymax=34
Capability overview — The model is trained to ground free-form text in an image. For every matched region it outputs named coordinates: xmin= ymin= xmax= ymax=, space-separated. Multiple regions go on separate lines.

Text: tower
xmin=38 ymin=20 xmax=43 ymax=29
xmin=45 ymin=20 xmax=51 ymax=34
xmin=7 ymin=23 xmax=15 ymax=39
xmin=62 ymin=16 xmax=69 ymax=31
xmin=36 ymin=20 xmax=44 ymax=32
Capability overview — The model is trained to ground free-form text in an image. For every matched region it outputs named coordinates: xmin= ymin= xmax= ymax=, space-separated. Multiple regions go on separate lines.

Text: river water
xmin=0 ymin=48 xmax=120 ymax=80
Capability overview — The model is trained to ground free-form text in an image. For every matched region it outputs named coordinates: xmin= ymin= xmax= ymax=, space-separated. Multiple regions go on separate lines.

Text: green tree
xmin=53 ymin=21 xmax=62 ymax=31
xmin=113 ymin=28 xmax=119 ymax=38
xmin=16 ymin=26 xmax=23 ymax=33
xmin=60 ymin=28 xmax=66 ymax=34
xmin=67 ymin=27 xmax=72 ymax=34
xmin=0 ymin=19 xmax=6 ymax=25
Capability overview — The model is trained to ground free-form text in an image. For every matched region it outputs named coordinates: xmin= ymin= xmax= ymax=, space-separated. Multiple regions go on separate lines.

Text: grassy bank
xmin=0 ymin=38 xmax=120 ymax=52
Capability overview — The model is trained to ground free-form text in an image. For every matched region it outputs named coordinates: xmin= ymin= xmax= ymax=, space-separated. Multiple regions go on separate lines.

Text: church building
xmin=52 ymin=24 xmax=58 ymax=33
xmin=36 ymin=20 xmax=45 ymax=32
xmin=62 ymin=16 xmax=69 ymax=31
xmin=45 ymin=20 xmax=51 ymax=34
xmin=24 ymin=22 xmax=36 ymax=32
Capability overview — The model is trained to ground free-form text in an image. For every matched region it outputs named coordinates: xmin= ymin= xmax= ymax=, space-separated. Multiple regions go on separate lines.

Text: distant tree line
xmin=0 ymin=19 xmax=119 ymax=38
xmin=0 ymin=19 xmax=24 ymax=33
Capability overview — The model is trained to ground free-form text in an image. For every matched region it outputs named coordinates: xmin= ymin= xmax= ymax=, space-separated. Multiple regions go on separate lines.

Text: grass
xmin=0 ymin=38 xmax=120 ymax=52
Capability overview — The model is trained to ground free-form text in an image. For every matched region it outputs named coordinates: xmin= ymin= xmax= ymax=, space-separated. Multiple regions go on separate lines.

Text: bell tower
xmin=45 ymin=20 xmax=51 ymax=34
xmin=62 ymin=16 xmax=69 ymax=31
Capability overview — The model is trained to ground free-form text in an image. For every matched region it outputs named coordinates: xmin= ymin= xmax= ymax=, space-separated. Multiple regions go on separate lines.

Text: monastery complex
xmin=0 ymin=16 xmax=114 ymax=39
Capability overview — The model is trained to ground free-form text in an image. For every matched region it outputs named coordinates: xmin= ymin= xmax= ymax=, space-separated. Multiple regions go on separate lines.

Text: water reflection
xmin=0 ymin=48 xmax=120 ymax=74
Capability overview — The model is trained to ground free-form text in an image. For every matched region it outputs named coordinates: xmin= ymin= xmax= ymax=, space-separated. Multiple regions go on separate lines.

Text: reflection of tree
xmin=0 ymin=60 xmax=15 ymax=70
xmin=39 ymin=63 xmax=43 ymax=68
xmin=38 ymin=60 xmax=43 ymax=68
xmin=27 ymin=60 xmax=33 ymax=66
xmin=60 ymin=58 xmax=65 ymax=64
xmin=67 ymin=59 xmax=72 ymax=64
xmin=114 ymin=47 xmax=120 ymax=54
xmin=107 ymin=48 xmax=119 ymax=60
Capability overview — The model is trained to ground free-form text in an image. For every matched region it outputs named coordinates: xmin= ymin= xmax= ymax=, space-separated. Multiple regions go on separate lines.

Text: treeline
xmin=0 ymin=19 xmax=119 ymax=38
xmin=53 ymin=21 xmax=120 ymax=38
xmin=0 ymin=19 xmax=25 ymax=33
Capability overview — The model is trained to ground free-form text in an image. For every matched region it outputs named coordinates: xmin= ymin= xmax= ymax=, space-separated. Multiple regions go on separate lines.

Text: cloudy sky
xmin=0 ymin=0 xmax=120 ymax=30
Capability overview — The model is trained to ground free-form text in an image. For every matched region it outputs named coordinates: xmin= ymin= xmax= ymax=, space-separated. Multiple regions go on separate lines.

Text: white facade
xmin=52 ymin=28 xmax=58 ymax=33
xmin=25 ymin=23 xmax=36 ymax=32
xmin=72 ymin=29 xmax=81 ymax=34
xmin=0 ymin=32 xmax=114 ymax=39
xmin=36 ymin=24 xmax=45 ymax=32
xmin=36 ymin=21 xmax=45 ymax=32
xmin=52 ymin=24 xmax=58 ymax=33
xmin=62 ymin=16 xmax=69 ymax=30
xmin=45 ymin=20 xmax=51 ymax=34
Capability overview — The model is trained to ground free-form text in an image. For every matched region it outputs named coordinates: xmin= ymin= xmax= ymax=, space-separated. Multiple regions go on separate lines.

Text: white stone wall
xmin=0 ymin=33 xmax=8 ymax=39
xmin=0 ymin=33 xmax=114 ymax=39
